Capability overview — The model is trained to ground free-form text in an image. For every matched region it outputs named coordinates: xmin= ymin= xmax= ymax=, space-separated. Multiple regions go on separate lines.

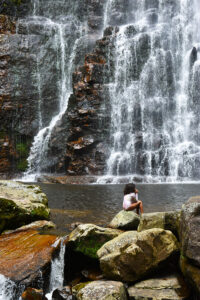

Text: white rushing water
xmin=46 ymin=239 xmax=66 ymax=300
xmin=0 ymin=275 xmax=16 ymax=300
xmin=19 ymin=0 xmax=200 ymax=183
xmin=21 ymin=0 xmax=87 ymax=181
xmin=98 ymin=0 xmax=200 ymax=183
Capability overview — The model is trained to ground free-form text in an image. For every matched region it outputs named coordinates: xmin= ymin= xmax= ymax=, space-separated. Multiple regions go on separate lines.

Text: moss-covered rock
xmin=109 ymin=210 xmax=140 ymax=230
xmin=97 ymin=229 xmax=179 ymax=282
xmin=68 ymin=224 xmax=122 ymax=259
xmin=0 ymin=180 xmax=50 ymax=232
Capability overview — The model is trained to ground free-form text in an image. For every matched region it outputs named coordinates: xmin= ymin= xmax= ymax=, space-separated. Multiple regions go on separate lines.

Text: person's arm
xmin=126 ymin=201 xmax=140 ymax=211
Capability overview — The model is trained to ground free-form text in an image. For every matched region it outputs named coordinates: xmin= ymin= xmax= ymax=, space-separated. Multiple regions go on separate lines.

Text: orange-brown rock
xmin=21 ymin=288 xmax=44 ymax=300
xmin=0 ymin=229 xmax=59 ymax=284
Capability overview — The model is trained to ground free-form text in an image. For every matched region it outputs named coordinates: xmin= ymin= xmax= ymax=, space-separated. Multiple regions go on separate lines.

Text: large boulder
xmin=0 ymin=181 xmax=50 ymax=232
xmin=68 ymin=224 xmax=122 ymax=259
xmin=180 ymin=196 xmax=200 ymax=266
xmin=97 ymin=229 xmax=179 ymax=282
xmin=0 ymin=228 xmax=61 ymax=287
xmin=76 ymin=280 xmax=128 ymax=300
xmin=138 ymin=211 xmax=180 ymax=237
xmin=180 ymin=256 xmax=200 ymax=295
xmin=109 ymin=210 xmax=140 ymax=230
xmin=128 ymin=273 xmax=190 ymax=300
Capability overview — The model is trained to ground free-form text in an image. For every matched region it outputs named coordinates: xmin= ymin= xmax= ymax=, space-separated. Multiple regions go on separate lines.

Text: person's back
xmin=123 ymin=183 xmax=143 ymax=215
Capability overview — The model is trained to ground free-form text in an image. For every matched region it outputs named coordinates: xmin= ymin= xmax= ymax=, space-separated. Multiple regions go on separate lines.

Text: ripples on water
xmin=37 ymin=183 xmax=200 ymax=234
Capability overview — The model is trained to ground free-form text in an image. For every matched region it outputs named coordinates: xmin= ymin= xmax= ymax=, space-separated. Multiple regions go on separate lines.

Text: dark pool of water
xmin=37 ymin=183 xmax=200 ymax=234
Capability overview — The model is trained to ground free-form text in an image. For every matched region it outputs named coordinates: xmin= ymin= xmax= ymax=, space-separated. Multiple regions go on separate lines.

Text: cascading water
xmin=0 ymin=275 xmax=16 ymax=300
xmin=45 ymin=239 xmax=66 ymax=300
xmin=99 ymin=0 xmax=200 ymax=183
xmin=21 ymin=0 xmax=87 ymax=181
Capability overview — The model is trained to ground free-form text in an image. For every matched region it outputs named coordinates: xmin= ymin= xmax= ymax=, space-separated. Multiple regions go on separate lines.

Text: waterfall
xmin=45 ymin=239 xmax=66 ymax=300
xmin=0 ymin=275 xmax=16 ymax=300
xmin=98 ymin=0 xmax=200 ymax=183
xmin=21 ymin=0 xmax=87 ymax=181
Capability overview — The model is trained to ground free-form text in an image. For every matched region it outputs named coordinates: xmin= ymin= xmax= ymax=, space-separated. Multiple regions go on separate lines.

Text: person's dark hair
xmin=124 ymin=183 xmax=136 ymax=195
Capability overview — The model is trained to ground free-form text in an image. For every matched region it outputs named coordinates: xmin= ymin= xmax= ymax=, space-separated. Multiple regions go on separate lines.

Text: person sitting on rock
xmin=123 ymin=183 xmax=144 ymax=215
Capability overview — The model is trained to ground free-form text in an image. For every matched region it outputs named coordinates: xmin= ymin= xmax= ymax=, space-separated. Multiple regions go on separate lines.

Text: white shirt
xmin=123 ymin=192 xmax=138 ymax=210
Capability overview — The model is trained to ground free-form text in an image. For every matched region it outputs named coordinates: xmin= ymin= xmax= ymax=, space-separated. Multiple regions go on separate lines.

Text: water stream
xmin=21 ymin=0 xmax=88 ymax=181
xmin=46 ymin=239 xmax=66 ymax=300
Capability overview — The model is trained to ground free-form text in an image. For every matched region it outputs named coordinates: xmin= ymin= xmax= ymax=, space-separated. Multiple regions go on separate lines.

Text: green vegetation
xmin=16 ymin=142 xmax=29 ymax=157
xmin=75 ymin=237 xmax=110 ymax=259
xmin=17 ymin=159 xmax=28 ymax=171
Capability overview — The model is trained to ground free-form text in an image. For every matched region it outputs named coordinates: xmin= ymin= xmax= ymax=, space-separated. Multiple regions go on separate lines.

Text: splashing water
xmin=0 ymin=275 xmax=17 ymax=300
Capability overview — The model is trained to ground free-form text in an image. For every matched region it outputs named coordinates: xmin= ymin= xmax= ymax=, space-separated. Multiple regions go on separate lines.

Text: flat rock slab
xmin=69 ymin=224 xmax=122 ymax=259
xmin=128 ymin=273 xmax=190 ymax=300
xmin=109 ymin=210 xmax=140 ymax=230
xmin=0 ymin=180 xmax=50 ymax=232
xmin=98 ymin=229 xmax=179 ymax=282
xmin=0 ymin=229 xmax=59 ymax=284
xmin=76 ymin=280 xmax=128 ymax=300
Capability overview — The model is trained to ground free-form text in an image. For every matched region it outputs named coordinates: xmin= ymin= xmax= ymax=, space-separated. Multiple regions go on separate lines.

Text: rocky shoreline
xmin=0 ymin=180 xmax=199 ymax=299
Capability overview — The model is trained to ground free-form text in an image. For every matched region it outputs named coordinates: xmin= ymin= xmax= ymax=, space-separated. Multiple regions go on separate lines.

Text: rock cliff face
xmin=65 ymin=29 xmax=117 ymax=175
xmin=0 ymin=0 xmax=110 ymax=176
xmin=0 ymin=0 xmax=200 ymax=180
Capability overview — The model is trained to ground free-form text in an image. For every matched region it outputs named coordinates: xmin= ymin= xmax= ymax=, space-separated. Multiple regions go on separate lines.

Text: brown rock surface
xmin=21 ymin=287 xmax=44 ymax=300
xmin=0 ymin=229 xmax=59 ymax=284
xmin=180 ymin=196 xmax=200 ymax=266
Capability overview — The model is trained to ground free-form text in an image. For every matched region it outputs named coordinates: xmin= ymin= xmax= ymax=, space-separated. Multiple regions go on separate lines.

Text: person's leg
xmin=139 ymin=201 xmax=144 ymax=214
xmin=136 ymin=207 xmax=140 ymax=215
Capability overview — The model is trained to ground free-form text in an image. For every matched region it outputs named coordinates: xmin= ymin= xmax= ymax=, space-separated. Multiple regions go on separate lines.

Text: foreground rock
xmin=21 ymin=288 xmax=44 ymax=300
xmin=180 ymin=256 xmax=200 ymax=294
xmin=52 ymin=286 xmax=73 ymax=300
xmin=128 ymin=273 xmax=190 ymax=300
xmin=109 ymin=210 xmax=140 ymax=230
xmin=69 ymin=224 xmax=122 ymax=259
xmin=3 ymin=220 xmax=55 ymax=234
xmin=138 ymin=211 xmax=180 ymax=237
xmin=98 ymin=229 xmax=179 ymax=282
xmin=0 ymin=228 xmax=60 ymax=286
xmin=0 ymin=181 xmax=50 ymax=232
xmin=76 ymin=280 xmax=128 ymax=300
xmin=180 ymin=196 xmax=200 ymax=266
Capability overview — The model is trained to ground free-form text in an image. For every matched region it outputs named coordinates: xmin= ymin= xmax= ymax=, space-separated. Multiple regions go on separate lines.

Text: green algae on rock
xmin=98 ymin=229 xmax=179 ymax=282
xmin=0 ymin=180 xmax=50 ymax=233
xmin=69 ymin=224 xmax=122 ymax=259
